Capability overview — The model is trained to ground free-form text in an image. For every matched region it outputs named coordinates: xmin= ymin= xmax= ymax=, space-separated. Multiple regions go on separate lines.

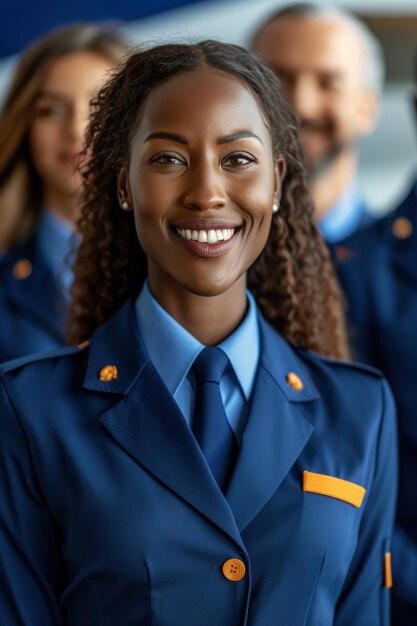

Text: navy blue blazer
xmin=0 ymin=231 xmax=67 ymax=362
xmin=334 ymin=179 xmax=417 ymax=624
xmin=0 ymin=301 xmax=397 ymax=625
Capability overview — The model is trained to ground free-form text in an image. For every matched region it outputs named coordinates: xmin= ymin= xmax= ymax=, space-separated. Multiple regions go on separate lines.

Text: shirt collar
xmin=36 ymin=209 xmax=77 ymax=278
xmin=135 ymin=281 xmax=259 ymax=400
xmin=318 ymin=183 xmax=365 ymax=243
xmin=219 ymin=290 xmax=259 ymax=400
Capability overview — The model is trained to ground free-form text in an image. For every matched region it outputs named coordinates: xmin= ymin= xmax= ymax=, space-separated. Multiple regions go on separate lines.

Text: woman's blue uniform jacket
xmin=333 ymin=179 xmax=417 ymax=624
xmin=0 ymin=300 xmax=397 ymax=625
xmin=0 ymin=231 xmax=66 ymax=362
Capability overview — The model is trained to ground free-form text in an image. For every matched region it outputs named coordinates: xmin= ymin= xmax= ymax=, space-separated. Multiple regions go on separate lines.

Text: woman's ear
xmin=274 ymin=157 xmax=287 ymax=204
xmin=117 ymin=167 xmax=133 ymax=211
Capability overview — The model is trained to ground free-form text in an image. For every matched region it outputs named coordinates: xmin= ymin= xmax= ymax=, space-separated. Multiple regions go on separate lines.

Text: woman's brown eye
xmin=150 ymin=153 xmax=186 ymax=165
xmin=33 ymin=104 xmax=67 ymax=118
xmin=224 ymin=152 xmax=256 ymax=167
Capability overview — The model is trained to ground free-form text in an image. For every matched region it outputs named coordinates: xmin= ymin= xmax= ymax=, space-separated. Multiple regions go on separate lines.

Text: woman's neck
xmin=43 ymin=190 xmax=82 ymax=229
xmin=148 ymin=275 xmax=248 ymax=346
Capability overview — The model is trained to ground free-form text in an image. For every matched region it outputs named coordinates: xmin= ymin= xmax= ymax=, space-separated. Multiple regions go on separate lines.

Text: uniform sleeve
xmin=334 ymin=378 xmax=398 ymax=626
xmin=0 ymin=377 xmax=67 ymax=625
xmin=391 ymin=525 xmax=417 ymax=605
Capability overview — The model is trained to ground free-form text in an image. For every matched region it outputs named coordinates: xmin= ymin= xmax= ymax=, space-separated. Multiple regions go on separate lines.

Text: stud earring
xmin=272 ymin=202 xmax=279 ymax=214
xmin=121 ymin=201 xmax=129 ymax=210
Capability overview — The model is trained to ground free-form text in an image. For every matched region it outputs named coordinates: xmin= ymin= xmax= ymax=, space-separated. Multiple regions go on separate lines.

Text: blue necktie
xmin=191 ymin=347 xmax=238 ymax=492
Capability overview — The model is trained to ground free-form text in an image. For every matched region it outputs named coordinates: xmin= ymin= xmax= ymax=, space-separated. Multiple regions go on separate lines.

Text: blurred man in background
xmin=252 ymin=3 xmax=384 ymax=243
xmin=334 ymin=50 xmax=417 ymax=626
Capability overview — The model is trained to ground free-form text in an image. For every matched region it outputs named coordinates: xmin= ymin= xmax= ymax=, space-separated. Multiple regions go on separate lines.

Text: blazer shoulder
xmin=333 ymin=180 xmax=417 ymax=264
xmin=0 ymin=235 xmax=36 ymax=267
xmin=0 ymin=343 xmax=89 ymax=378
xmin=392 ymin=177 xmax=417 ymax=219
xmin=297 ymin=350 xmax=391 ymax=421
xmin=0 ymin=233 xmax=44 ymax=288
xmin=298 ymin=348 xmax=384 ymax=381
xmin=331 ymin=220 xmax=381 ymax=262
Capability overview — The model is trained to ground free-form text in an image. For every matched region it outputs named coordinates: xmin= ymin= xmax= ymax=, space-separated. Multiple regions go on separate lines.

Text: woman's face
xmin=119 ymin=66 xmax=285 ymax=301
xmin=29 ymin=51 xmax=113 ymax=214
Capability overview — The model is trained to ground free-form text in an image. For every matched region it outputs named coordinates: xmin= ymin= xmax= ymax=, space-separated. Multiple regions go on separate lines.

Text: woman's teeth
xmin=176 ymin=228 xmax=235 ymax=243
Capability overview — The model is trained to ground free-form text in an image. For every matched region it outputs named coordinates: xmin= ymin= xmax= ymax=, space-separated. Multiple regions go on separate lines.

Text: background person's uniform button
xmin=392 ymin=217 xmax=413 ymax=239
xmin=12 ymin=259 xmax=33 ymax=280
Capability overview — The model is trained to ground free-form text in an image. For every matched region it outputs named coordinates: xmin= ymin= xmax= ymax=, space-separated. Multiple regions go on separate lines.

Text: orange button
xmin=99 ymin=365 xmax=118 ymax=381
xmin=334 ymin=245 xmax=358 ymax=262
xmin=12 ymin=258 xmax=32 ymax=280
xmin=392 ymin=217 xmax=413 ymax=239
xmin=222 ymin=558 xmax=246 ymax=581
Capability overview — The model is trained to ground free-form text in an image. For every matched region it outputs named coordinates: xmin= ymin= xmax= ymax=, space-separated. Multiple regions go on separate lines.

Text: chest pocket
xmin=303 ymin=471 xmax=366 ymax=508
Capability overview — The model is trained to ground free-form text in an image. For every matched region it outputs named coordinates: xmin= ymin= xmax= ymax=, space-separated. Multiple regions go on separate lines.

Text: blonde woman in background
xmin=0 ymin=24 xmax=130 ymax=361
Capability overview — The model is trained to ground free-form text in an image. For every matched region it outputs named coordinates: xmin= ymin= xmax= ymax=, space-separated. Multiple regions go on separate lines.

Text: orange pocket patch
xmin=303 ymin=471 xmax=366 ymax=508
xmin=384 ymin=552 xmax=393 ymax=589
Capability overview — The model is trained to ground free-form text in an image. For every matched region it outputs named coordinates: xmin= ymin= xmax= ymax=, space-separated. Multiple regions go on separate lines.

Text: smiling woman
xmin=69 ymin=42 xmax=347 ymax=357
xmin=114 ymin=65 xmax=283 ymax=343
xmin=0 ymin=41 xmax=397 ymax=626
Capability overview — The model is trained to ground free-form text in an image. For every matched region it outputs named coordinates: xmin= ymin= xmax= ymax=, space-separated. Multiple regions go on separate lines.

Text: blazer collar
xmin=383 ymin=182 xmax=417 ymax=247
xmin=256 ymin=314 xmax=320 ymax=403
xmin=84 ymin=300 xmax=147 ymax=394
xmin=87 ymin=301 xmax=243 ymax=548
xmin=86 ymin=302 xmax=318 ymax=542
xmin=1 ymin=234 xmax=66 ymax=340
xmin=382 ymin=182 xmax=417 ymax=288
xmin=84 ymin=301 xmax=320 ymax=402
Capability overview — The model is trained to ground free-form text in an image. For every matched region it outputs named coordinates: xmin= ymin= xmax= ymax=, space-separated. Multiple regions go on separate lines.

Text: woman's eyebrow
xmin=145 ymin=131 xmax=188 ymax=144
xmin=34 ymin=91 xmax=67 ymax=102
xmin=217 ymin=131 xmax=263 ymax=145
xmin=144 ymin=130 xmax=264 ymax=145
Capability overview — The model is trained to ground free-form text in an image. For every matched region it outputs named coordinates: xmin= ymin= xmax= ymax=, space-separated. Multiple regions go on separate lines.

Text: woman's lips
xmin=172 ymin=218 xmax=241 ymax=231
xmin=177 ymin=226 xmax=235 ymax=244
xmin=59 ymin=152 xmax=85 ymax=168
xmin=171 ymin=221 xmax=241 ymax=258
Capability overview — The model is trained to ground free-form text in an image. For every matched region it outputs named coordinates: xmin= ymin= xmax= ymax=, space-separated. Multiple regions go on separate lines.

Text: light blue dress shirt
xmin=135 ymin=282 xmax=260 ymax=443
xmin=319 ymin=183 xmax=367 ymax=243
xmin=36 ymin=209 xmax=77 ymax=295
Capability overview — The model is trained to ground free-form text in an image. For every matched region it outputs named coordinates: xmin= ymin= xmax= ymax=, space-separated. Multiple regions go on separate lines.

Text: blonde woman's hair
xmin=0 ymin=23 xmax=131 ymax=250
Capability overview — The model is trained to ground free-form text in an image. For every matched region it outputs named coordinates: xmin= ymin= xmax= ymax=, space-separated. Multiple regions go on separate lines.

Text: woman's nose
xmin=65 ymin=103 xmax=89 ymax=148
xmin=182 ymin=165 xmax=227 ymax=211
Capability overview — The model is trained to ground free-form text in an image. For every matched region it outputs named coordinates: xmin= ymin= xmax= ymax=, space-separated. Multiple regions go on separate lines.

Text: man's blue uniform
xmin=334 ymin=179 xmax=417 ymax=624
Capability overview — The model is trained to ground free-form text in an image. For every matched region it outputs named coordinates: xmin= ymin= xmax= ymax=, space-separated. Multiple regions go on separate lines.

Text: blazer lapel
xmin=389 ymin=237 xmax=417 ymax=291
xmin=385 ymin=184 xmax=417 ymax=290
xmin=226 ymin=316 xmax=318 ymax=531
xmin=3 ymin=236 xmax=66 ymax=340
xmin=86 ymin=302 xmax=243 ymax=549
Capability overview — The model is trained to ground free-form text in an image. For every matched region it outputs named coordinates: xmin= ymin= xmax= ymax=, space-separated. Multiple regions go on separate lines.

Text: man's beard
xmin=306 ymin=141 xmax=346 ymax=181
xmin=299 ymin=119 xmax=358 ymax=181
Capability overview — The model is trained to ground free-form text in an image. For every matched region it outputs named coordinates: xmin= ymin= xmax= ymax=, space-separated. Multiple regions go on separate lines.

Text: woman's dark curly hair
xmin=68 ymin=40 xmax=350 ymax=359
